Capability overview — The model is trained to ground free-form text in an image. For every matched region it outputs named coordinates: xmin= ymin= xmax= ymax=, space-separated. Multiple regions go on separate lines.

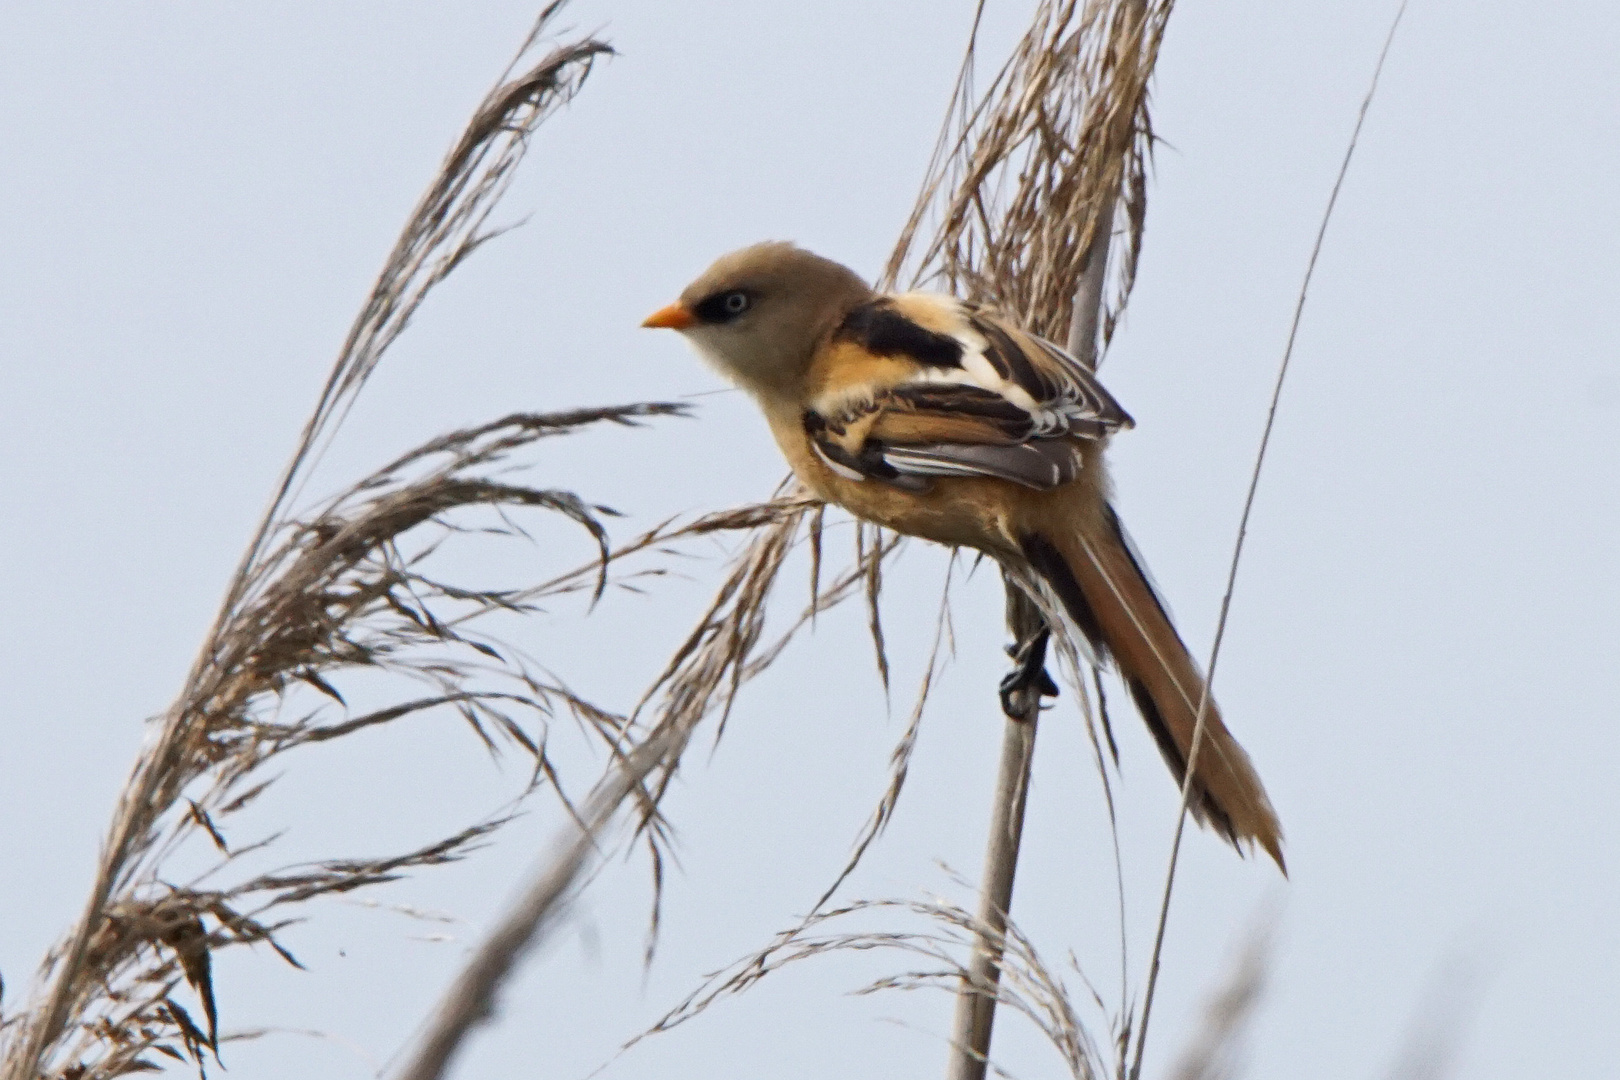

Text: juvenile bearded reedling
xmin=643 ymin=241 xmax=1285 ymax=870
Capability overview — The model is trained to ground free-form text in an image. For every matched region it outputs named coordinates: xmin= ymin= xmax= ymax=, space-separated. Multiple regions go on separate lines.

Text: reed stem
xmin=944 ymin=206 xmax=1113 ymax=1079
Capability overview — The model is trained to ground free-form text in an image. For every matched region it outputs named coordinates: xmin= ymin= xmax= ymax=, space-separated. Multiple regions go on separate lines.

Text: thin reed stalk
xmin=945 ymin=622 xmax=1041 ymax=1080
xmin=949 ymin=202 xmax=1118 ymax=1078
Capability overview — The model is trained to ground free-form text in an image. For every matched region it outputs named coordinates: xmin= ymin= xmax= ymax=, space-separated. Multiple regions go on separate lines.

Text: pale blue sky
xmin=2 ymin=3 xmax=1616 ymax=1078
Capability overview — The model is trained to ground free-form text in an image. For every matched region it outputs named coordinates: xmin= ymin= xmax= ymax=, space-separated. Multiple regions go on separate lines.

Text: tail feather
xmin=1020 ymin=508 xmax=1285 ymax=871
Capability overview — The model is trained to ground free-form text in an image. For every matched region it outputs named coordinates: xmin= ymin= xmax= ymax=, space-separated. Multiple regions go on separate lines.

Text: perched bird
xmin=643 ymin=241 xmax=1283 ymax=869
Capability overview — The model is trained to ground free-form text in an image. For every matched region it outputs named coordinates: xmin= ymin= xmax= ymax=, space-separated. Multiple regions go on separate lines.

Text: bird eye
xmin=693 ymin=288 xmax=756 ymax=324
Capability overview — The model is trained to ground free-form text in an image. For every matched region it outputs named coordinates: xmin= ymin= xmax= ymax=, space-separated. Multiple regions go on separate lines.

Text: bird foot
xmin=998 ymin=627 xmax=1059 ymax=719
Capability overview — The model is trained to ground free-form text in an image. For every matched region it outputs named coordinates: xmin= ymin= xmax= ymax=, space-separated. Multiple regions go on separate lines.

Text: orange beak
xmin=641 ymin=303 xmax=696 ymax=330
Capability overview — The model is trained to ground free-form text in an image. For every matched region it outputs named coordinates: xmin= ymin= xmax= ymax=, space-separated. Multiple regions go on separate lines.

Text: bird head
xmin=642 ymin=241 xmax=872 ymax=399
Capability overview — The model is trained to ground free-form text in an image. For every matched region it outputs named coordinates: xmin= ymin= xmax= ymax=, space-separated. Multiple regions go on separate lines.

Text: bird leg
xmin=998 ymin=625 xmax=1059 ymax=720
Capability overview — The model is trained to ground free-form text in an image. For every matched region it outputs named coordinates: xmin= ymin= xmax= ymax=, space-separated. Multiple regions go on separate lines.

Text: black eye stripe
xmin=693 ymin=289 xmax=755 ymax=324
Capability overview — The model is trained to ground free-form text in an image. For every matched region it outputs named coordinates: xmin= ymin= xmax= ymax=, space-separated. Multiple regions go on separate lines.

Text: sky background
xmin=2 ymin=2 xmax=1617 ymax=1078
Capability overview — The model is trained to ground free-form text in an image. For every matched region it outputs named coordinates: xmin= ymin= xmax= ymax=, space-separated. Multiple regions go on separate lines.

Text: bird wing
xmin=804 ymin=294 xmax=1133 ymax=490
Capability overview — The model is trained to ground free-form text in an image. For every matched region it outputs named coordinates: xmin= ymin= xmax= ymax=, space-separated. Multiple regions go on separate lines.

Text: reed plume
xmin=0 ymin=9 xmax=639 ymax=1078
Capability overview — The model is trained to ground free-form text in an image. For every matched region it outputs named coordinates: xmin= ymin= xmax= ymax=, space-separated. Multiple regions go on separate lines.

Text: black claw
xmin=999 ymin=627 xmax=1058 ymax=718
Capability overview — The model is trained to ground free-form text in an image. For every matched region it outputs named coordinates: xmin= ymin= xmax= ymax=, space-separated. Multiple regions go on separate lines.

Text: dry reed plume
xmin=0 ymin=5 xmax=918 ymax=1073
xmin=0 ymin=8 xmax=647 ymax=1078
xmin=378 ymin=1 xmax=1203 ymax=1072
xmin=633 ymin=892 xmax=1110 ymax=1080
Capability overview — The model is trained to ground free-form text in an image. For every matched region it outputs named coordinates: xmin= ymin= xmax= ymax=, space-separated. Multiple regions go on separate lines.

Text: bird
xmin=642 ymin=240 xmax=1284 ymax=870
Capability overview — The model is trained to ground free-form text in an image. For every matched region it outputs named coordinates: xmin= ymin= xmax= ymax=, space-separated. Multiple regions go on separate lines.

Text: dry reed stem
xmin=0 ymin=9 xmax=628 ymax=1079
xmin=1380 ymin=954 xmax=1482 ymax=1080
xmin=810 ymin=558 xmax=958 ymax=916
xmin=946 ymin=684 xmax=1040 ymax=1080
xmin=949 ymin=58 xmax=1133 ymax=1068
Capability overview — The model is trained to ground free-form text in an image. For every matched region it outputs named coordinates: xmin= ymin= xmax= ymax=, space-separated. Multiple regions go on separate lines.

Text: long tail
xmin=1020 ymin=505 xmax=1285 ymax=871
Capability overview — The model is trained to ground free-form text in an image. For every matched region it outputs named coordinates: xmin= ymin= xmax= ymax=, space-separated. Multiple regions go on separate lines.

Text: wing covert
xmin=964 ymin=307 xmax=1133 ymax=437
xmin=804 ymin=295 xmax=1133 ymax=491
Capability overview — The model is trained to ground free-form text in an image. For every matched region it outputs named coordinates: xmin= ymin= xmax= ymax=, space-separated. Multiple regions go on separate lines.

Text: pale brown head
xmin=643 ymin=241 xmax=872 ymax=400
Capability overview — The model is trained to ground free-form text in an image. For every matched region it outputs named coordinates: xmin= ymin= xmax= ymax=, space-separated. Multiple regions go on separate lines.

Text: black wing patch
xmin=835 ymin=299 xmax=964 ymax=368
